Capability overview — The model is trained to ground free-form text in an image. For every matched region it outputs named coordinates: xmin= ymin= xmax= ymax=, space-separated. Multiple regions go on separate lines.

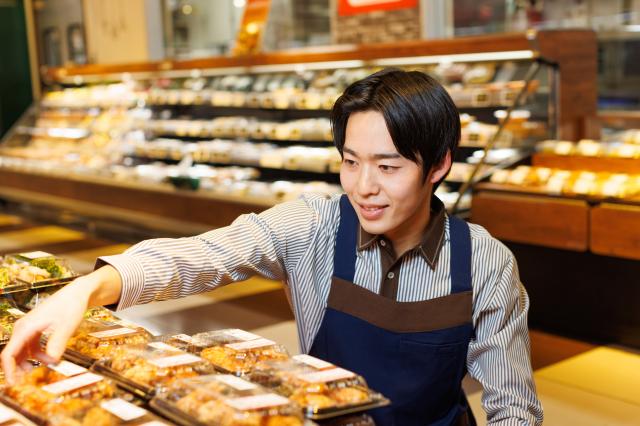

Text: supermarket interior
xmin=0 ymin=0 xmax=640 ymax=425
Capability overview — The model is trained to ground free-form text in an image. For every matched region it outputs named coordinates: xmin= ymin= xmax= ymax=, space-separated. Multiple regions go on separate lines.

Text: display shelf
xmin=532 ymin=153 xmax=640 ymax=174
xmin=0 ymin=31 xmax=596 ymax=228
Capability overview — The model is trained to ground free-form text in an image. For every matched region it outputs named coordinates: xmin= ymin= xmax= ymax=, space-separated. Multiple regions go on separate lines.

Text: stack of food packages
xmin=490 ymin=165 xmax=640 ymax=199
xmin=0 ymin=253 xmax=388 ymax=425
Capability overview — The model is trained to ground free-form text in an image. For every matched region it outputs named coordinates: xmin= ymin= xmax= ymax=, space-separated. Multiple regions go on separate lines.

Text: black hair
xmin=331 ymin=68 xmax=460 ymax=188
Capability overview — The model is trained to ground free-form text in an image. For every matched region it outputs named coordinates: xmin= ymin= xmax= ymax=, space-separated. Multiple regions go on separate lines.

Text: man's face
xmin=340 ymin=110 xmax=436 ymax=245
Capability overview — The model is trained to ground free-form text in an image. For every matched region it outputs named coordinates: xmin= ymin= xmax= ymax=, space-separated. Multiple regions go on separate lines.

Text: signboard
xmin=338 ymin=0 xmax=418 ymax=16
xmin=233 ymin=0 xmax=271 ymax=56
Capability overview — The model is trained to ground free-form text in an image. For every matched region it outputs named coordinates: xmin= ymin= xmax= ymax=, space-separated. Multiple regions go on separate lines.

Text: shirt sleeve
xmin=96 ymin=196 xmax=319 ymax=311
xmin=467 ymin=250 xmax=544 ymax=426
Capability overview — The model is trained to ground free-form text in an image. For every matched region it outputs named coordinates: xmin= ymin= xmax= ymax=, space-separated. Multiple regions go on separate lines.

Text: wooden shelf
xmin=471 ymin=191 xmax=589 ymax=251
xmin=591 ymin=203 xmax=640 ymax=261
xmin=532 ymin=153 xmax=640 ymax=174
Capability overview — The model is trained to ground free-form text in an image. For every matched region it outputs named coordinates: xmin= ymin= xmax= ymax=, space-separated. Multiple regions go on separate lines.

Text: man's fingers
xmin=0 ymin=347 xmax=17 ymax=385
xmin=1 ymin=318 xmax=51 ymax=384
xmin=28 ymin=338 xmax=55 ymax=365
xmin=45 ymin=325 xmax=76 ymax=361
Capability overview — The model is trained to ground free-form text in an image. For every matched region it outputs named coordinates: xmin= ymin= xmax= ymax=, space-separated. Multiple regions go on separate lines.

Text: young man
xmin=2 ymin=69 xmax=543 ymax=425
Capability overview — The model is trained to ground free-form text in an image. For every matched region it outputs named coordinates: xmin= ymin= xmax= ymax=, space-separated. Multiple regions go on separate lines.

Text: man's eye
xmin=379 ymin=165 xmax=397 ymax=172
xmin=343 ymin=159 xmax=357 ymax=166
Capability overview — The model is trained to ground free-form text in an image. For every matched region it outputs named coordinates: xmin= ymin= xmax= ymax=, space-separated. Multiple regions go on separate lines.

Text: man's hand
xmin=0 ymin=265 xmax=122 ymax=383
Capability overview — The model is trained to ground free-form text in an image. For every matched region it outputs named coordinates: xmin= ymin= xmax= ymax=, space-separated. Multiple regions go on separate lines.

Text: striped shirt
xmin=99 ymin=193 xmax=543 ymax=425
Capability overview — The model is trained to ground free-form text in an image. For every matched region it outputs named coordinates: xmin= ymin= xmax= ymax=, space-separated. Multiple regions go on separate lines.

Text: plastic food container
xmin=151 ymin=374 xmax=308 ymax=426
xmin=3 ymin=252 xmax=78 ymax=288
xmin=0 ymin=402 xmax=38 ymax=426
xmin=49 ymin=397 xmax=171 ymax=426
xmin=64 ymin=319 xmax=153 ymax=367
xmin=0 ymin=258 xmax=30 ymax=294
xmin=0 ymin=363 xmax=120 ymax=424
xmin=190 ymin=329 xmax=289 ymax=375
xmin=248 ymin=355 xmax=389 ymax=419
xmin=93 ymin=342 xmax=216 ymax=399
xmin=0 ymin=300 xmax=26 ymax=344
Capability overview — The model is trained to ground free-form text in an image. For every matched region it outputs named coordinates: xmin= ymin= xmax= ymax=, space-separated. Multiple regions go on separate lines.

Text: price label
xmin=148 ymin=342 xmax=180 ymax=352
xmin=18 ymin=251 xmax=54 ymax=260
xmin=48 ymin=361 xmax=87 ymax=377
xmin=215 ymin=375 xmax=258 ymax=391
xmin=149 ymin=353 xmax=202 ymax=368
xmin=293 ymin=354 xmax=334 ymax=370
xmin=171 ymin=334 xmax=193 ymax=344
xmin=225 ymin=329 xmax=261 ymax=341
xmin=0 ymin=405 xmax=16 ymax=423
xmin=297 ymin=367 xmax=356 ymax=383
xmin=7 ymin=309 xmax=25 ymax=317
xmin=42 ymin=372 xmax=103 ymax=395
xmin=226 ymin=338 xmax=275 ymax=351
xmin=89 ymin=327 xmax=138 ymax=339
xmin=225 ymin=394 xmax=290 ymax=411
xmin=100 ymin=399 xmax=148 ymax=421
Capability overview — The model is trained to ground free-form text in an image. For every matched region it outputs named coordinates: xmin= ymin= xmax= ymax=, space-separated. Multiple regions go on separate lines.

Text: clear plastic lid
xmin=190 ymin=330 xmax=290 ymax=375
xmin=153 ymin=374 xmax=306 ymax=426
xmin=0 ymin=259 xmax=29 ymax=293
xmin=49 ymin=398 xmax=171 ymax=426
xmin=0 ymin=299 xmax=26 ymax=341
xmin=83 ymin=307 xmax=119 ymax=323
xmin=1 ymin=364 xmax=119 ymax=420
xmin=249 ymin=357 xmax=380 ymax=414
xmin=94 ymin=342 xmax=216 ymax=395
xmin=65 ymin=319 xmax=152 ymax=362
xmin=2 ymin=252 xmax=78 ymax=287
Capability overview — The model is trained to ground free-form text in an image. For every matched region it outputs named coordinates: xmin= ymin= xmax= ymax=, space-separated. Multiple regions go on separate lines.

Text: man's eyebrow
xmin=343 ymin=147 xmax=401 ymax=160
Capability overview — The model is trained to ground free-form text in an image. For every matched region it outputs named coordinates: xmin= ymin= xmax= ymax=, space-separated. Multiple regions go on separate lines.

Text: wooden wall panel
xmin=471 ymin=191 xmax=589 ymax=251
xmin=591 ymin=203 xmax=640 ymax=261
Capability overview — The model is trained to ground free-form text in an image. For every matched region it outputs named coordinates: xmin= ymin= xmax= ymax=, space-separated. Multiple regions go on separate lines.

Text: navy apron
xmin=310 ymin=195 xmax=476 ymax=426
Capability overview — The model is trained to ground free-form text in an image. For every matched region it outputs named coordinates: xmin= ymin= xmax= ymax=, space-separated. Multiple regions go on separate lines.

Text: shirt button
xmin=387 ymin=272 xmax=395 ymax=279
xmin=380 ymin=240 xmax=386 ymax=247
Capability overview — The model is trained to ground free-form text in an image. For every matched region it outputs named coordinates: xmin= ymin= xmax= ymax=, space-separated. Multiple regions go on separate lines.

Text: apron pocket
xmin=396 ymin=338 xmax=468 ymax=422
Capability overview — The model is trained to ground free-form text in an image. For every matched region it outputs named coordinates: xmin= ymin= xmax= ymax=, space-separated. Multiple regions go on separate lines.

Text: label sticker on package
xmin=0 ymin=405 xmax=15 ymax=423
xmin=293 ymin=354 xmax=334 ymax=370
xmin=101 ymin=398 xmax=148 ymax=421
xmin=297 ymin=367 xmax=356 ymax=383
xmin=7 ymin=309 xmax=25 ymax=317
xmin=215 ymin=375 xmax=258 ymax=391
xmin=42 ymin=372 xmax=103 ymax=395
xmin=148 ymin=342 xmax=180 ymax=352
xmin=171 ymin=334 xmax=193 ymax=344
xmin=48 ymin=360 xmax=87 ymax=377
xmin=18 ymin=251 xmax=54 ymax=260
xmin=89 ymin=327 xmax=138 ymax=339
xmin=149 ymin=353 xmax=202 ymax=368
xmin=225 ymin=329 xmax=261 ymax=341
xmin=225 ymin=394 xmax=290 ymax=411
xmin=226 ymin=338 xmax=275 ymax=351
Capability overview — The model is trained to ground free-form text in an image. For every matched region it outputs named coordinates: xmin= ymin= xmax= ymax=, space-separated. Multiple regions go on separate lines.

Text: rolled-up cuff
xmin=95 ymin=254 xmax=146 ymax=311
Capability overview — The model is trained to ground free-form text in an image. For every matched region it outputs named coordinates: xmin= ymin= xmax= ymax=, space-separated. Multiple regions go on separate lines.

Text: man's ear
xmin=429 ymin=151 xmax=452 ymax=184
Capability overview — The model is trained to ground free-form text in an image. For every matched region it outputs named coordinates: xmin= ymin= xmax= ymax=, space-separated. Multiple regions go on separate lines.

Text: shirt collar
xmin=357 ymin=196 xmax=447 ymax=270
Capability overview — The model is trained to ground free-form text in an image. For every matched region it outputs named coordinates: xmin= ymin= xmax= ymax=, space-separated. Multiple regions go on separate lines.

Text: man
xmin=2 ymin=69 xmax=543 ymax=425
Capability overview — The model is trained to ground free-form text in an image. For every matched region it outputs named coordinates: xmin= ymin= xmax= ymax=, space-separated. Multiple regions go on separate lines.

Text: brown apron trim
xmin=327 ymin=277 xmax=472 ymax=333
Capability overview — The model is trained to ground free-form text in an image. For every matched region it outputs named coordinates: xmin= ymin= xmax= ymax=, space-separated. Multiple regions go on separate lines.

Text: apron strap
xmin=448 ymin=215 xmax=473 ymax=294
xmin=333 ymin=195 xmax=359 ymax=282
